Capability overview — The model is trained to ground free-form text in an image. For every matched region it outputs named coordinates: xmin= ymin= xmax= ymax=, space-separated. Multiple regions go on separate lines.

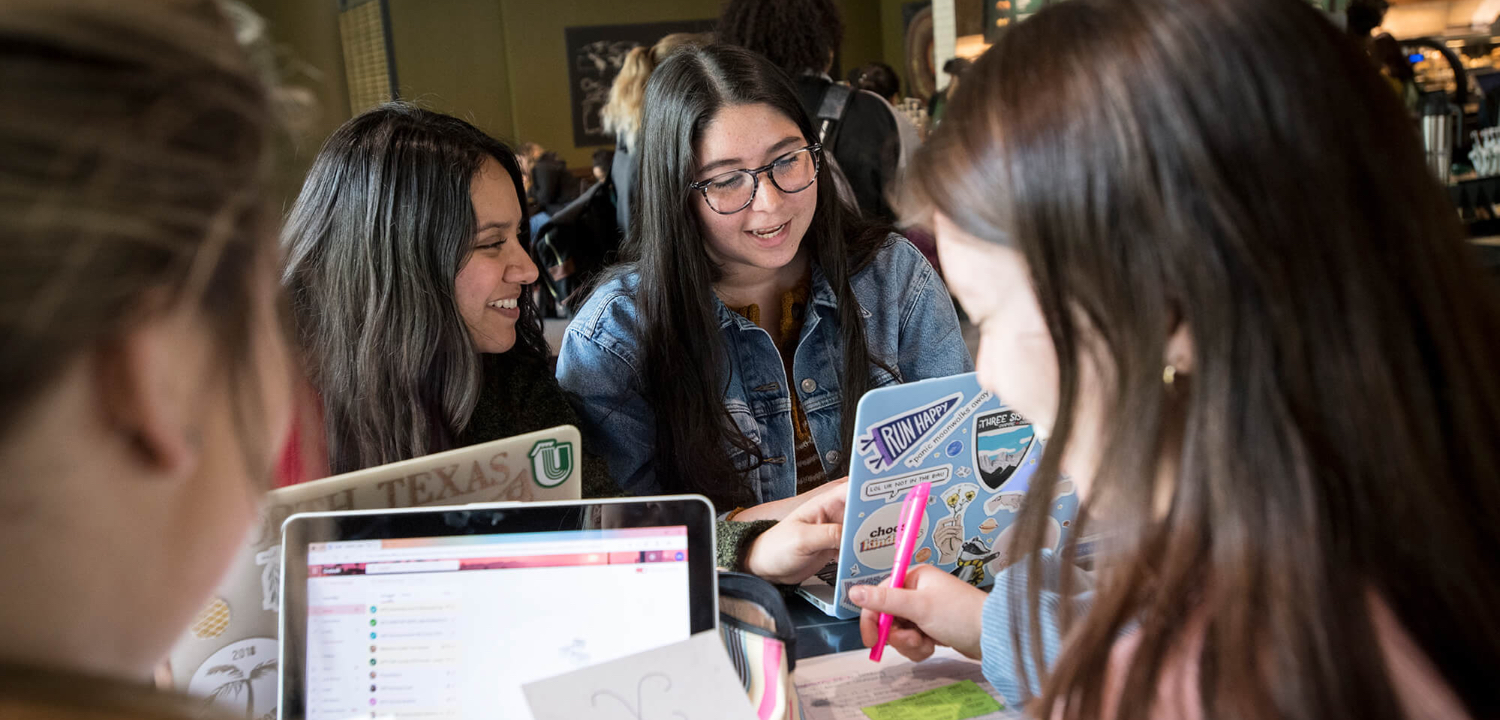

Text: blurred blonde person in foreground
xmin=0 ymin=0 xmax=293 ymax=717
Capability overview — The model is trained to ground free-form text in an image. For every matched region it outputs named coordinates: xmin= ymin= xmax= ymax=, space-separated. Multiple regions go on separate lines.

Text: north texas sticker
xmin=856 ymin=392 xmax=962 ymax=473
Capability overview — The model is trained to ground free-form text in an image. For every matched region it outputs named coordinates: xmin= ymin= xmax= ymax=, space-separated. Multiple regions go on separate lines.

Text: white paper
xmin=523 ymin=630 xmax=758 ymax=720
xmin=795 ymin=646 xmax=1021 ymax=720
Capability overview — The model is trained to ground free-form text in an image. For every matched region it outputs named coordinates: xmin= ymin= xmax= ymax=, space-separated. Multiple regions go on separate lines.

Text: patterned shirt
xmin=729 ymin=276 xmax=828 ymax=493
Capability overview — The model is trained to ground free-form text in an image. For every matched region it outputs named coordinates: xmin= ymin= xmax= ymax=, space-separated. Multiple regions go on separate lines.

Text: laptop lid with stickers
xmin=277 ymin=496 xmax=717 ymax=720
xmin=795 ymin=373 xmax=1080 ymax=618
xmin=166 ymin=425 xmax=583 ymax=720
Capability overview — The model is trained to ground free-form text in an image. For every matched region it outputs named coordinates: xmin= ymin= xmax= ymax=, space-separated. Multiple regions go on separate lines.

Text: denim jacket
xmin=555 ymin=237 xmax=973 ymax=508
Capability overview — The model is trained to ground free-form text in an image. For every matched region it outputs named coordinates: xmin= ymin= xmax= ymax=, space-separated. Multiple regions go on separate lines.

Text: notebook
xmin=277 ymin=496 xmax=720 ymax=720
xmin=797 ymin=373 xmax=1080 ymax=618
xmin=168 ymin=425 xmax=584 ymax=720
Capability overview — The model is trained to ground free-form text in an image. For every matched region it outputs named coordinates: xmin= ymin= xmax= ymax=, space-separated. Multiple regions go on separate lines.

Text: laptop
xmin=277 ymin=496 xmax=719 ymax=720
xmin=797 ymin=373 xmax=1081 ymax=618
xmin=168 ymin=425 xmax=584 ymax=719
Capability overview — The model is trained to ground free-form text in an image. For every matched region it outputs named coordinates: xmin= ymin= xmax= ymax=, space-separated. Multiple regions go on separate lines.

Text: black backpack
xmin=813 ymin=84 xmax=862 ymax=215
xmin=530 ymin=177 xmax=622 ymax=316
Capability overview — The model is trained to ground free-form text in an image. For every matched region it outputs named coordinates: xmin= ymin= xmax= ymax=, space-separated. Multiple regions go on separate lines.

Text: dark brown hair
xmin=282 ymin=104 xmax=548 ymax=475
xmin=717 ymin=0 xmax=843 ymax=77
xmin=605 ymin=44 xmax=891 ymax=506
xmin=907 ymin=0 xmax=1500 ymax=717
xmin=0 ymin=0 xmax=275 ymax=441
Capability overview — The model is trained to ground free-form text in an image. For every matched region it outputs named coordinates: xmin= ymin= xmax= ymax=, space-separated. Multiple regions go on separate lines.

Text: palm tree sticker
xmin=204 ymin=659 xmax=278 ymax=720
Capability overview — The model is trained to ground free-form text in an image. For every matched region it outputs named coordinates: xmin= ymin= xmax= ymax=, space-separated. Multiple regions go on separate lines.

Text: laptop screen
xmin=301 ymin=526 xmax=691 ymax=720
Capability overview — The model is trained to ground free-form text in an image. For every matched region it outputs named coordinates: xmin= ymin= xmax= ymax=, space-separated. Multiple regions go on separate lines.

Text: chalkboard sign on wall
xmin=564 ymin=19 xmax=716 ymax=148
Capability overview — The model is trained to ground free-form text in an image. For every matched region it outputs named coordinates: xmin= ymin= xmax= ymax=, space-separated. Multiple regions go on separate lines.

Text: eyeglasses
xmin=690 ymin=144 xmax=822 ymax=215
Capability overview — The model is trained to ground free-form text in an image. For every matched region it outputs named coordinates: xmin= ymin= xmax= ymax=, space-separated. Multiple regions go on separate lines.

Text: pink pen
xmin=870 ymin=481 xmax=931 ymax=662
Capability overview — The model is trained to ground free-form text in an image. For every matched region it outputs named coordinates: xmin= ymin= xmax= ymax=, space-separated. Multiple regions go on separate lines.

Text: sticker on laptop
xmin=853 ymin=500 xmax=931 ymax=570
xmin=255 ymin=545 xmax=280 ymax=612
xmin=838 ymin=572 xmax=892 ymax=615
xmin=189 ymin=637 xmax=278 ymax=720
xmin=859 ymin=465 xmax=953 ymax=503
xmin=934 ymin=483 xmax=981 ymax=564
xmin=856 ymin=393 xmax=962 ymax=473
xmin=973 ymin=410 xmax=1035 ymax=491
xmin=529 ymin=439 xmax=575 ymax=488
xmin=902 ymin=390 xmax=992 ymax=469
xmin=984 ymin=516 xmax=1064 ymax=580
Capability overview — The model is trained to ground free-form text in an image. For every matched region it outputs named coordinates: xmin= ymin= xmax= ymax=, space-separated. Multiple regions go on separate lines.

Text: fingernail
xmin=849 ymin=586 xmax=866 ymax=604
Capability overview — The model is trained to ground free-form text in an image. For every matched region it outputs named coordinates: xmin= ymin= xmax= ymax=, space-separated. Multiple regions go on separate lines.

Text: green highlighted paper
xmin=861 ymin=680 xmax=1004 ymax=720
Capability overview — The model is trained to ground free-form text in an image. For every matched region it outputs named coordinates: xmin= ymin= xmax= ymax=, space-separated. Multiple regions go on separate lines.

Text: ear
xmin=96 ymin=312 xmax=203 ymax=478
xmin=1165 ymin=322 xmax=1196 ymax=376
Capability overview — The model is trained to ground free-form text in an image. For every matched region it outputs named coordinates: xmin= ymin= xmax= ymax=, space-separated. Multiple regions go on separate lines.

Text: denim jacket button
xmin=800 ymin=378 xmax=817 ymax=393
xmin=825 ymin=450 xmax=839 ymax=465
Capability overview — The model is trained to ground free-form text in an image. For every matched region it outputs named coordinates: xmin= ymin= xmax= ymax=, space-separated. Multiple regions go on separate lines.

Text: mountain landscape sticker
xmin=972 ymin=410 xmax=1035 ymax=491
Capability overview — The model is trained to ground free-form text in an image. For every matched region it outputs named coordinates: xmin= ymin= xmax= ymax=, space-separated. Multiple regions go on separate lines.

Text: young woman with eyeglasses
xmin=557 ymin=44 xmax=971 ymax=583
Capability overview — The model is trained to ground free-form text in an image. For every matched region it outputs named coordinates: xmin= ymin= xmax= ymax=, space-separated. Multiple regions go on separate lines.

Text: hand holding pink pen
xmin=869 ymin=481 xmax=931 ymax=662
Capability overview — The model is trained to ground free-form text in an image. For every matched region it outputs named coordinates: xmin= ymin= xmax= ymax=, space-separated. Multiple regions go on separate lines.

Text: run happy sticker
xmin=856 ymin=393 xmax=961 ymax=473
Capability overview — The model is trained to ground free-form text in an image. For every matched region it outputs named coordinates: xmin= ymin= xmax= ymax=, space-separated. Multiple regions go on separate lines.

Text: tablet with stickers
xmin=796 ymin=373 xmax=1080 ymax=618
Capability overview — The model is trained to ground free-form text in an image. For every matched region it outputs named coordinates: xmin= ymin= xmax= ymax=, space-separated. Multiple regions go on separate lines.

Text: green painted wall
xmin=497 ymin=0 xmax=721 ymax=167
xmin=388 ymin=0 xmax=517 ymax=142
xmin=240 ymin=0 xmax=350 ymax=209
xmin=500 ymin=0 xmax=888 ymax=166
xmin=880 ymin=0 xmax=911 ymax=95
xmin=247 ymin=0 xmax=891 ymax=173
xmin=839 ymin=0 xmax=886 ymax=81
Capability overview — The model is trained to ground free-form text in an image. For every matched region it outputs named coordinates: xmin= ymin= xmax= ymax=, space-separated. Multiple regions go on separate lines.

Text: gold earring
xmin=1162 ymin=364 xmax=1177 ymax=387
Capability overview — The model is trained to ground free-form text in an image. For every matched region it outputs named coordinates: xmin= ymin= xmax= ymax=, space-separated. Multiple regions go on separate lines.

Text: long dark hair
xmin=717 ymin=0 xmax=843 ymax=77
xmin=282 ymin=103 xmax=549 ymax=475
xmin=908 ymin=0 xmax=1500 ymax=718
xmin=618 ymin=44 xmax=890 ymax=505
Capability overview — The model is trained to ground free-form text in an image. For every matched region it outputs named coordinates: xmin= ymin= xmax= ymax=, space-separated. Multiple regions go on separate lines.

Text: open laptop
xmin=168 ymin=425 xmax=584 ymax=719
xmin=277 ymin=496 xmax=719 ymax=720
xmin=797 ymin=373 xmax=1081 ymax=618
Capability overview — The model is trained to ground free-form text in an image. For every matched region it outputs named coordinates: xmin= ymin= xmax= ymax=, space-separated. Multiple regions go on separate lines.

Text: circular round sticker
xmin=189 ymin=637 xmax=279 ymax=720
xmin=853 ymin=501 xmax=930 ymax=570
xmin=945 ymin=441 xmax=963 ymax=457
xmin=987 ymin=517 xmax=1062 ymax=575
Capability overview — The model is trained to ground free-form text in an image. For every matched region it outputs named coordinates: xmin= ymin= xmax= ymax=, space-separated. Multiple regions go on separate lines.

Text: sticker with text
xmin=857 ymin=393 xmax=962 ymax=473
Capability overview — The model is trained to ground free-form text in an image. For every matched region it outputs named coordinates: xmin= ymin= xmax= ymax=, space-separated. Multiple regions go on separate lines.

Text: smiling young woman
xmin=282 ymin=105 xmax=611 ymax=489
xmin=556 ymin=44 xmax=973 ymax=583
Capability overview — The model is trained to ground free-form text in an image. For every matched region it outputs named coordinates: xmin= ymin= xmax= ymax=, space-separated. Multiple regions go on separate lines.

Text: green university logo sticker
xmin=528 ymin=440 xmax=574 ymax=488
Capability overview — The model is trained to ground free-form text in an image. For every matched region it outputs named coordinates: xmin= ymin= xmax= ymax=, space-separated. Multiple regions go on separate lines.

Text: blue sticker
xmin=945 ymin=440 xmax=963 ymax=457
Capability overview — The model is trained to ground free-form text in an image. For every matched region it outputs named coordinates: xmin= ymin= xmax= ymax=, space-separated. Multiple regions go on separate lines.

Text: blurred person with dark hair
xmin=1346 ymin=0 xmax=1417 ymax=111
xmin=851 ymin=61 xmax=900 ymax=104
xmin=719 ymin=0 xmax=902 ymax=222
xmin=516 ymin=141 xmax=574 ymax=241
xmin=591 ymin=148 xmax=615 ymax=184
xmin=928 ymin=56 xmax=972 ymax=125
xmin=1346 ymin=0 xmax=1388 ymax=41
